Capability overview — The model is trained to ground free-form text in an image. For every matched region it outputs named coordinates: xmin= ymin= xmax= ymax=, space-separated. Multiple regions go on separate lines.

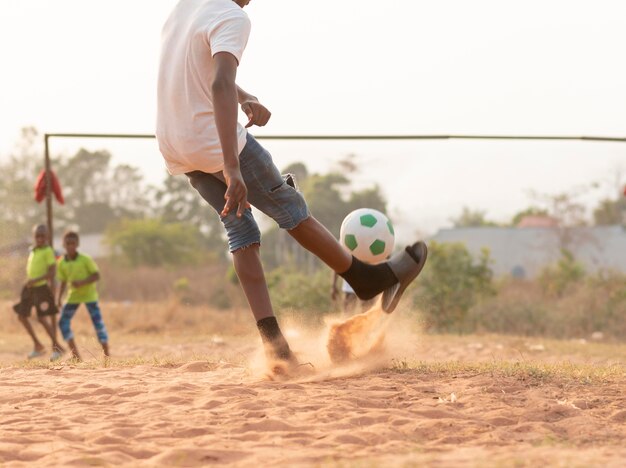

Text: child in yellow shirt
xmin=12 ymin=224 xmax=65 ymax=360
xmin=56 ymin=231 xmax=109 ymax=361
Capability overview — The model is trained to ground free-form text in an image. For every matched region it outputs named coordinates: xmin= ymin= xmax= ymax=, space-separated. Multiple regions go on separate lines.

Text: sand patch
xmin=1 ymin=363 xmax=624 ymax=467
xmin=2 ymin=301 xmax=625 ymax=466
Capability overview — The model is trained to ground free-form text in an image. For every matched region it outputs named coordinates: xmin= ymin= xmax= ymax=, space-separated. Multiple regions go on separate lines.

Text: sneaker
xmin=27 ymin=349 xmax=45 ymax=360
xmin=381 ymin=241 xmax=428 ymax=314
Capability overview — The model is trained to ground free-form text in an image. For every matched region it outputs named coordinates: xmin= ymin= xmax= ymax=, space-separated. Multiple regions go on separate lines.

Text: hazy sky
xmin=1 ymin=0 xmax=625 ymax=240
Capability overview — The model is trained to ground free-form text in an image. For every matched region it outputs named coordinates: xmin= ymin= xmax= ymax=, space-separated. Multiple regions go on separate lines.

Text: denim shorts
xmin=186 ymin=133 xmax=310 ymax=252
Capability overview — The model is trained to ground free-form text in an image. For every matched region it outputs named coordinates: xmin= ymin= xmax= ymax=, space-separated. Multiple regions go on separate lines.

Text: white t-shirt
xmin=156 ymin=0 xmax=251 ymax=175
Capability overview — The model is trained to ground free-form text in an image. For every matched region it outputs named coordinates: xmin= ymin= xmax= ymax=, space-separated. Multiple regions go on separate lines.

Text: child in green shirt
xmin=56 ymin=231 xmax=109 ymax=361
xmin=12 ymin=224 xmax=66 ymax=360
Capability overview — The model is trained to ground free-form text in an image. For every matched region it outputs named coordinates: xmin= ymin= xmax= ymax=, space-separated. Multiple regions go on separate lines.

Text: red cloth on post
xmin=34 ymin=169 xmax=65 ymax=204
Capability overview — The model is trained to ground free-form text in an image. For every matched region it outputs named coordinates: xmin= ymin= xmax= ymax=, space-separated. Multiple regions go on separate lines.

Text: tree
xmin=54 ymin=149 xmax=150 ymax=233
xmin=593 ymin=194 xmax=626 ymax=226
xmin=48 ymin=148 xmax=152 ymax=233
xmin=593 ymin=167 xmax=626 ymax=226
xmin=528 ymin=187 xmax=593 ymax=253
xmin=260 ymin=161 xmax=388 ymax=272
xmin=105 ymin=218 xmax=203 ymax=267
xmin=110 ymin=164 xmax=151 ymax=219
xmin=0 ymin=127 xmax=46 ymax=244
xmin=302 ymin=172 xmax=352 ymax=236
xmin=511 ymin=206 xmax=549 ymax=226
xmin=154 ymin=173 xmax=224 ymax=251
xmin=282 ymin=162 xmax=308 ymax=185
xmin=450 ymin=207 xmax=498 ymax=228
xmin=413 ymin=241 xmax=494 ymax=331
xmin=538 ymin=249 xmax=586 ymax=297
xmin=593 ymin=199 xmax=624 ymax=225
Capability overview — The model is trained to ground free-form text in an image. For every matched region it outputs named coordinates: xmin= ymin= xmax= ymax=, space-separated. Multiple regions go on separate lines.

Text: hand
xmin=25 ymin=279 xmax=36 ymax=288
xmin=241 ymin=99 xmax=271 ymax=128
xmin=222 ymin=165 xmax=248 ymax=218
xmin=71 ymin=280 xmax=82 ymax=288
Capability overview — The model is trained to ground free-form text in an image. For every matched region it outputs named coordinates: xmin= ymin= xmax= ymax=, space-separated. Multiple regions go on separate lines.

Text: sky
xmin=1 ymin=0 xmax=626 ymax=241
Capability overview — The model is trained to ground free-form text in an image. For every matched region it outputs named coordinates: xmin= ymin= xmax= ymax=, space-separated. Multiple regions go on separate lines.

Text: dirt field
xmin=1 ymin=301 xmax=625 ymax=467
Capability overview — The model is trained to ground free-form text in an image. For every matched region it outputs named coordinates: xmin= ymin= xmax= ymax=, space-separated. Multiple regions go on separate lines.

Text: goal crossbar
xmin=42 ymin=132 xmax=626 ymax=246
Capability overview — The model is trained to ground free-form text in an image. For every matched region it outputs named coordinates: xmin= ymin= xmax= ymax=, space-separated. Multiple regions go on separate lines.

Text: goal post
xmin=42 ymin=132 xmax=626 ymax=247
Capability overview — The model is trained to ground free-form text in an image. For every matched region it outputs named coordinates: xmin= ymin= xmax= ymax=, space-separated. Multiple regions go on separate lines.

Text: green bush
xmin=172 ymin=276 xmax=194 ymax=304
xmin=105 ymin=218 xmax=204 ymax=267
xmin=413 ymin=241 xmax=495 ymax=332
xmin=267 ymin=267 xmax=332 ymax=321
xmin=225 ymin=263 xmax=239 ymax=285
xmin=538 ymin=249 xmax=585 ymax=297
xmin=464 ymin=281 xmax=550 ymax=336
xmin=466 ymin=271 xmax=626 ymax=340
xmin=210 ymin=288 xmax=232 ymax=310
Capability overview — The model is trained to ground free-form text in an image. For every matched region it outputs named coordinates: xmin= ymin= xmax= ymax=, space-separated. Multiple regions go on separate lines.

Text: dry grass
xmin=465 ymin=275 xmax=626 ymax=340
xmin=2 ymin=296 xmax=625 ymax=467
xmin=0 ymin=299 xmax=253 ymax=335
xmin=390 ymin=359 xmax=625 ymax=385
xmin=5 ymin=347 xmax=623 ymax=386
xmin=0 ymin=256 xmax=243 ymax=304
xmin=2 ymin=300 xmax=624 ymax=388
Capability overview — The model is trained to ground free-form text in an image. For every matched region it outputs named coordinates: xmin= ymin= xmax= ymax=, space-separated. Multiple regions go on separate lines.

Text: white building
xmin=430 ymin=225 xmax=626 ymax=278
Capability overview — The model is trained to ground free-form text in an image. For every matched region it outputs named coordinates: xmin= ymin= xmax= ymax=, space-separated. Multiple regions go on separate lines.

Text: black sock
xmin=256 ymin=316 xmax=292 ymax=360
xmin=339 ymin=256 xmax=398 ymax=300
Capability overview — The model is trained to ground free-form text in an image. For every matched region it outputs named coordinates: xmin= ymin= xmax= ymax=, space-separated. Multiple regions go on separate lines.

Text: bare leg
xmin=67 ymin=338 xmax=81 ymax=361
xmin=232 ymin=244 xmax=274 ymax=321
xmin=101 ymin=342 xmax=110 ymax=357
xmin=38 ymin=316 xmax=65 ymax=353
xmin=18 ymin=315 xmax=45 ymax=351
xmin=288 ymin=217 xmax=351 ymax=273
xmin=288 ymin=216 xmax=400 ymax=302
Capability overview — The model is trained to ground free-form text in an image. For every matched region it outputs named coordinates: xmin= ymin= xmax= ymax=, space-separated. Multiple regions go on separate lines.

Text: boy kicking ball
xmin=56 ymin=231 xmax=109 ymax=361
xmin=156 ymin=0 xmax=427 ymax=370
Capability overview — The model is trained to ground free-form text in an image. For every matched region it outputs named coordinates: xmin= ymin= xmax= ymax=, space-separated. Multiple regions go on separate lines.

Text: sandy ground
xmin=1 ymin=305 xmax=625 ymax=467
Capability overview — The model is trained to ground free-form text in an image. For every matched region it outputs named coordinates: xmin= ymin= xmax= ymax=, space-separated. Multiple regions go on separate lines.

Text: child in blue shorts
xmin=56 ymin=231 xmax=109 ymax=361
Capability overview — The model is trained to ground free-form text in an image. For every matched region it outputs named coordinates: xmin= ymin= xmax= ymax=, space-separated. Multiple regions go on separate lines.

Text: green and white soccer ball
xmin=340 ymin=208 xmax=395 ymax=264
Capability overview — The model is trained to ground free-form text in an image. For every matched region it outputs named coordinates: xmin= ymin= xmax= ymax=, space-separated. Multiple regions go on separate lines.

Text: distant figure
xmin=12 ymin=224 xmax=65 ymax=361
xmin=331 ymin=272 xmax=375 ymax=313
xmin=511 ymin=265 xmax=526 ymax=279
xmin=156 ymin=0 xmax=427 ymax=371
xmin=56 ymin=231 xmax=109 ymax=361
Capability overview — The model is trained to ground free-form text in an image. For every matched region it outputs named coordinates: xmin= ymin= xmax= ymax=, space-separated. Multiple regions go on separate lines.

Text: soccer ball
xmin=340 ymin=208 xmax=395 ymax=264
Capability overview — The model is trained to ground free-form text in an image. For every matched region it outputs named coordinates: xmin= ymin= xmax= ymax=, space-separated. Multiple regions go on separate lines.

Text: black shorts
xmin=13 ymin=285 xmax=58 ymax=318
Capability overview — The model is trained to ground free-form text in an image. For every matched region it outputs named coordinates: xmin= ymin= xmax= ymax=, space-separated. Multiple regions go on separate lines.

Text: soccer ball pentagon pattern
xmin=340 ymin=208 xmax=395 ymax=264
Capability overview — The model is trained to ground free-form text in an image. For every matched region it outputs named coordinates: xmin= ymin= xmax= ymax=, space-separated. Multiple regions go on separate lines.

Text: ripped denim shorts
xmin=186 ymin=133 xmax=310 ymax=252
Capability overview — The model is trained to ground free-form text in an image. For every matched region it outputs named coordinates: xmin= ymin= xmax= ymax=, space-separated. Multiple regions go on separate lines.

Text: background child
xmin=12 ymin=224 xmax=65 ymax=360
xmin=331 ymin=272 xmax=374 ymax=314
xmin=56 ymin=231 xmax=109 ymax=361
